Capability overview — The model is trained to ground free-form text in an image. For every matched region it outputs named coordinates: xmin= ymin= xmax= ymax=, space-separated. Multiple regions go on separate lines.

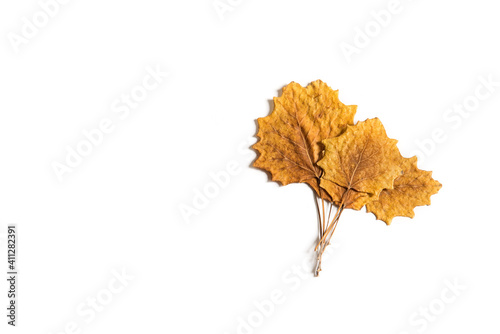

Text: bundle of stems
xmin=314 ymin=191 xmax=349 ymax=277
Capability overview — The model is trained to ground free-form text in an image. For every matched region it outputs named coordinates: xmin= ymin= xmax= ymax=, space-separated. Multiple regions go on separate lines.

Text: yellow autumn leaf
xmin=253 ymin=80 xmax=356 ymax=200
xmin=317 ymin=118 xmax=402 ymax=205
xmin=366 ymin=156 xmax=442 ymax=224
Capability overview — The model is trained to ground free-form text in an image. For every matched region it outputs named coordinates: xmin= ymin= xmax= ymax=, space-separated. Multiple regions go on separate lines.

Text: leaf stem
xmin=321 ymin=197 xmax=326 ymax=236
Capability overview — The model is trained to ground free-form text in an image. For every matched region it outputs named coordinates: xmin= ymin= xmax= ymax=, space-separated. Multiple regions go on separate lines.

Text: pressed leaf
xmin=366 ymin=156 xmax=442 ymax=224
xmin=317 ymin=118 xmax=402 ymax=205
xmin=252 ymin=80 xmax=357 ymax=200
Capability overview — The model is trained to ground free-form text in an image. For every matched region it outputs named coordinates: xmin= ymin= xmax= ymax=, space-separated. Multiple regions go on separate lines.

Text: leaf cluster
xmin=253 ymin=80 xmax=441 ymax=275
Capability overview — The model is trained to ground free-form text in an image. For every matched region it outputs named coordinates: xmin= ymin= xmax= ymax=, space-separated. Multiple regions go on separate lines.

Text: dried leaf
xmin=366 ymin=156 xmax=442 ymax=224
xmin=318 ymin=118 xmax=403 ymax=205
xmin=253 ymin=80 xmax=357 ymax=200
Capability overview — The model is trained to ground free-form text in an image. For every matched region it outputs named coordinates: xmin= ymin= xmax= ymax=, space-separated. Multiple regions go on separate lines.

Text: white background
xmin=1 ymin=0 xmax=499 ymax=333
